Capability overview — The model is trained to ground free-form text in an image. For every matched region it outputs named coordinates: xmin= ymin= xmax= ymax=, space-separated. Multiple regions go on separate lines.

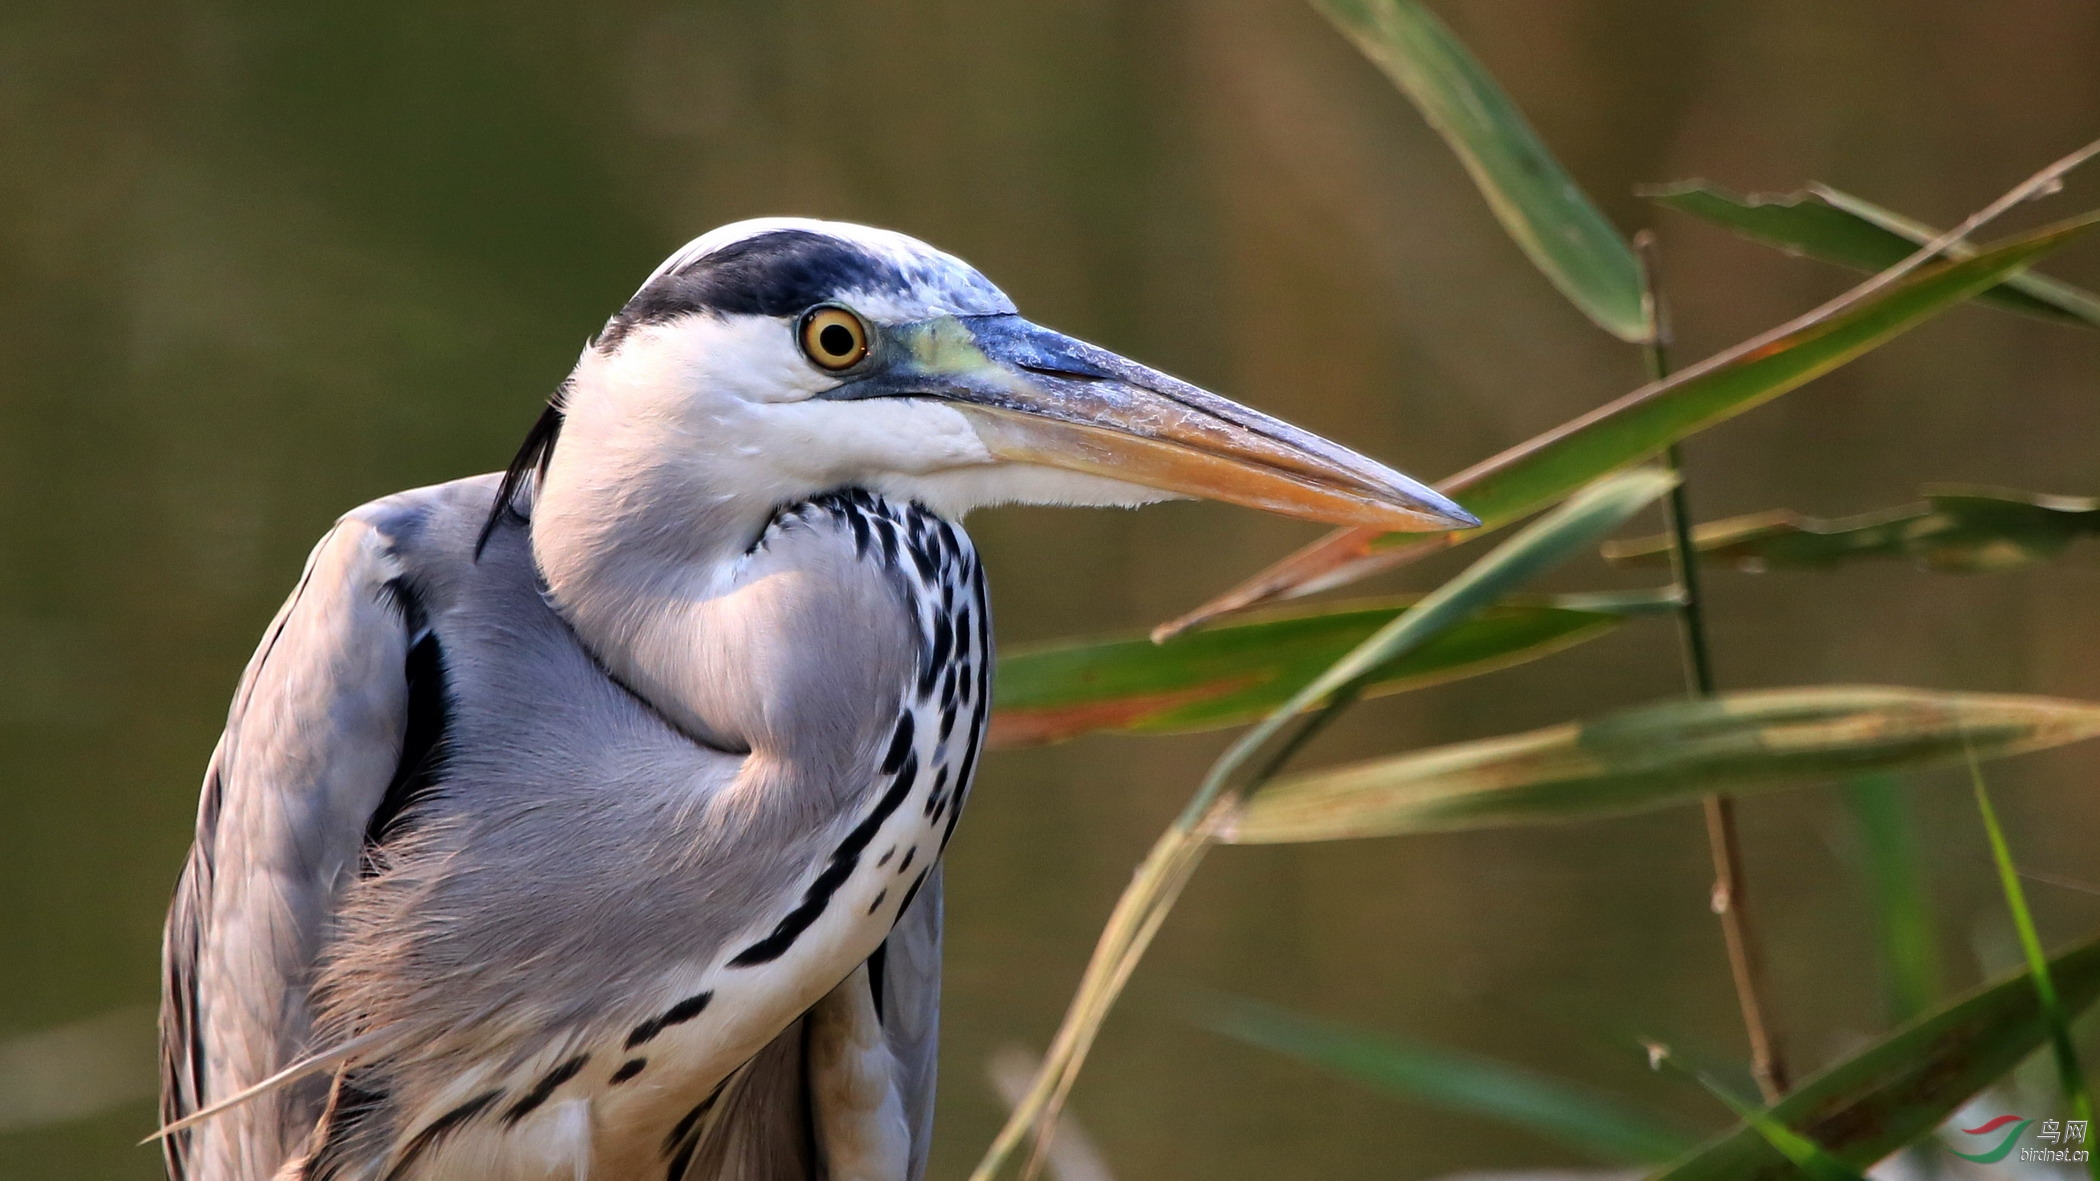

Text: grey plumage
xmin=167 ymin=476 xmax=979 ymax=1180
xmin=159 ymin=217 xmax=1473 ymax=1181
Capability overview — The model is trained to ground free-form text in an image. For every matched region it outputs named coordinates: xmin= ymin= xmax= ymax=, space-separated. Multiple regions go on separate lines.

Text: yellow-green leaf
xmin=1648 ymin=181 xmax=2100 ymax=329
xmin=1310 ymin=0 xmax=1649 ymax=341
xmin=991 ymin=591 xmax=1673 ymax=747
xmin=1603 ymin=486 xmax=2100 ymax=574
xmin=1444 ymin=217 xmax=2097 ymax=534
xmin=1969 ymin=761 xmax=2099 ymax=1180
xmin=1221 ymin=687 xmax=2100 ymax=844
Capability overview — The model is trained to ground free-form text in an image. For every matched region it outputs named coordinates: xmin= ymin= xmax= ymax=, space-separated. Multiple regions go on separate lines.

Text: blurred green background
xmin=4 ymin=1 xmax=2100 ymax=1177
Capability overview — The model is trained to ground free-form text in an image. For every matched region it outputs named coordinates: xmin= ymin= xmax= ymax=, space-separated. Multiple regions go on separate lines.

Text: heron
xmin=157 ymin=218 xmax=1474 ymax=1181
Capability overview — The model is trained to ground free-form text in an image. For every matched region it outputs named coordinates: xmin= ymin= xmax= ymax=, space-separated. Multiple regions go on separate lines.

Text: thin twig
xmin=994 ymin=820 xmax=1212 ymax=1181
xmin=2017 ymin=865 xmax=2100 ymax=897
xmin=989 ymin=1047 xmax=1118 ymax=1181
xmin=1637 ymin=231 xmax=1788 ymax=1102
xmin=1702 ymin=795 xmax=1786 ymax=1100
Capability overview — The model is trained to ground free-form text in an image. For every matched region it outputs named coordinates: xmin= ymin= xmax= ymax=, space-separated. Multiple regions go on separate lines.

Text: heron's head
xmin=516 ymin=218 xmax=1474 ymax=544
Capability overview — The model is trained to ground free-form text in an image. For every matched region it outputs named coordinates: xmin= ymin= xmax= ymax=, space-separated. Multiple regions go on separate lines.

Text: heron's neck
xmin=526 ymin=401 xmax=805 ymax=749
xmin=530 ymin=339 xmax=826 ymax=600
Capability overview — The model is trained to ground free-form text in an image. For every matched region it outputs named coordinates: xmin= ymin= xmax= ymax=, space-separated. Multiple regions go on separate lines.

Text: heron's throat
xmin=519 ymin=440 xmax=793 ymax=754
xmin=524 ymin=430 xmax=962 ymax=763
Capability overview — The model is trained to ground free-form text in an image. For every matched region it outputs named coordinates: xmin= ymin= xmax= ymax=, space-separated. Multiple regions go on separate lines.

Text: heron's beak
xmin=841 ymin=314 xmax=1477 ymax=533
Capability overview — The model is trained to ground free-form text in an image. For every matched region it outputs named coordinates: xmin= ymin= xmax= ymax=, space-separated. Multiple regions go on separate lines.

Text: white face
xmin=560 ymin=219 xmax=1175 ymax=522
xmin=537 ymin=217 xmax=1472 ymax=545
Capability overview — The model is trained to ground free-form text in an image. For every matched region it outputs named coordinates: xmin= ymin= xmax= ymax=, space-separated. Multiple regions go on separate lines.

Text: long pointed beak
xmin=836 ymin=314 xmax=1477 ymax=533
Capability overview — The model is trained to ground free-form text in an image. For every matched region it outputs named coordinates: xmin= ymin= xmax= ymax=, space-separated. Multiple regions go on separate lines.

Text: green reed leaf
xmin=1200 ymin=995 xmax=1697 ymax=1165
xmin=1842 ymin=776 xmax=1943 ymax=1024
xmin=1648 ymin=932 xmax=2100 ymax=1181
xmin=1159 ymin=214 xmax=2100 ymax=636
xmin=1680 ymin=1072 xmax=1868 ymax=1181
xmin=1969 ymin=754 xmax=2099 ymax=1181
xmin=1447 ymin=217 xmax=2099 ymax=534
xmin=1311 ymin=0 xmax=1649 ymax=340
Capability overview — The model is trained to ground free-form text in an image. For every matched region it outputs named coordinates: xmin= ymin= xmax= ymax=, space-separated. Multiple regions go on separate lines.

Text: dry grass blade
xmin=1220 ymin=687 xmax=2100 ymax=844
xmin=988 ymin=1047 xmax=1118 ymax=1181
xmin=0 ymin=1007 xmax=155 ymax=1134
xmin=972 ymin=822 xmax=1211 ymax=1181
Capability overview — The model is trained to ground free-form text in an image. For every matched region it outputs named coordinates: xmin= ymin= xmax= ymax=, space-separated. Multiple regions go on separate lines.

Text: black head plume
xmin=475 ymin=387 xmax=567 ymax=559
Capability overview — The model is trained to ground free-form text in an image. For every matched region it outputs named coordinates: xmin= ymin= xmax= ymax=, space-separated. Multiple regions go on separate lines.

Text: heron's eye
xmin=798 ymin=306 xmax=869 ymax=371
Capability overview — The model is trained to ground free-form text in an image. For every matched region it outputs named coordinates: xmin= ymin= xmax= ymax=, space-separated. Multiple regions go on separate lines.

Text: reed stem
xmin=1637 ymin=230 xmax=1788 ymax=1102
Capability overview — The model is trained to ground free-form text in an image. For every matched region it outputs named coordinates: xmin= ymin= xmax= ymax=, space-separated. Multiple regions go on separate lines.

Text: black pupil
xmin=818 ymin=322 xmax=856 ymax=357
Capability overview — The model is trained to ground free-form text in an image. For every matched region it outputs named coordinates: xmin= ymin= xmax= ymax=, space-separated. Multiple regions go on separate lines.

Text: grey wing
xmin=879 ymin=866 xmax=943 ymax=1181
xmin=161 ymin=515 xmax=416 ymax=1181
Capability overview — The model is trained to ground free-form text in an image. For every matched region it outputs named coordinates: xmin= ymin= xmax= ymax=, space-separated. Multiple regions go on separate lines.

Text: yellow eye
xmin=798 ymin=305 xmax=869 ymax=370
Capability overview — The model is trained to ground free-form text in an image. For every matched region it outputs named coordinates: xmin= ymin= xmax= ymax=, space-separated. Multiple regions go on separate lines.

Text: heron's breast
xmin=587 ymin=493 xmax=991 ymax=1169
xmin=396 ymin=492 xmax=991 ymax=1178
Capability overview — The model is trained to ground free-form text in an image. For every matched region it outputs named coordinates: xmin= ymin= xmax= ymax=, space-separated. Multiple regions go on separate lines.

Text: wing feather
xmin=160 ymin=515 xmax=417 ymax=1181
xmin=879 ymin=868 xmax=943 ymax=1181
xmin=740 ymin=868 xmax=942 ymax=1181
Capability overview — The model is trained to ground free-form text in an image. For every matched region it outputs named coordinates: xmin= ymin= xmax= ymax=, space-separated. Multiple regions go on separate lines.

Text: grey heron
xmin=157 ymin=218 xmax=1474 ymax=1181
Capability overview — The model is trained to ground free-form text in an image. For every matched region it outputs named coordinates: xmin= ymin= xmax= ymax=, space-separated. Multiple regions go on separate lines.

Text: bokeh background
xmin=5 ymin=1 xmax=2100 ymax=1177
